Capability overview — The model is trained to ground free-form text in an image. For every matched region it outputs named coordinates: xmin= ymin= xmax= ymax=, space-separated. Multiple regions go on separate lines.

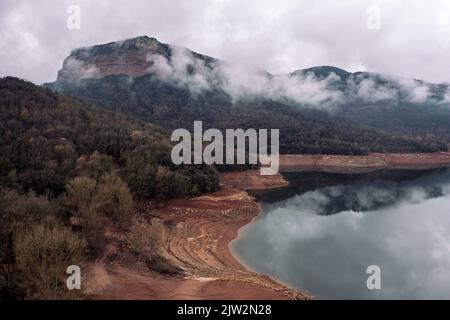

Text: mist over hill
xmin=45 ymin=36 xmax=450 ymax=155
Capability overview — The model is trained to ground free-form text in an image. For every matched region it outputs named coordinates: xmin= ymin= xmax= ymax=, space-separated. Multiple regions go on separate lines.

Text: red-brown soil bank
xmin=86 ymin=172 xmax=307 ymax=300
xmin=280 ymin=152 xmax=450 ymax=173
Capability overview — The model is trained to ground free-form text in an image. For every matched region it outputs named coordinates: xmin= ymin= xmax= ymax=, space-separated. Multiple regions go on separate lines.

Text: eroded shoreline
xmin=86 ymin=152 xmax=450 ymax=300
xmin=86 ymin=170 xmax=306 ymax=299
xmin=279 ymin=152 xmax=450 ymax=173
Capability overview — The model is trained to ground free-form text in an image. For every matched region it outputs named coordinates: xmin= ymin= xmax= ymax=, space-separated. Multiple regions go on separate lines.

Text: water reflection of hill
xmin=256 ymin=168 xmax=450 ymax=214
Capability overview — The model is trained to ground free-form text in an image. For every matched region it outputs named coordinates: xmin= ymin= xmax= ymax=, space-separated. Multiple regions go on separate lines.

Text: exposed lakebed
xmin=232 ymin=169 xmax=450 ymax=299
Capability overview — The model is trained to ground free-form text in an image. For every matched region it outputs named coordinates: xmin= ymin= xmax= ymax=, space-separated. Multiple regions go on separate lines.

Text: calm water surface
xmin=232 ymin=169 xmax=450 ymax=299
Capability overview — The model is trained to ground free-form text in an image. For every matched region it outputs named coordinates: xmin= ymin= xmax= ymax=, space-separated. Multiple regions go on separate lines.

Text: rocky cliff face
xmin=57 ymin=36 xmax=172 ymax=80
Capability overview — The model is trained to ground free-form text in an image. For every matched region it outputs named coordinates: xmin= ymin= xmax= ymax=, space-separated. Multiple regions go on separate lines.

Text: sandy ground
xmin=279 ymin=152 xmax=450 ymax=173
xmin=220 ymin=170 xmax=289 ymax=191
xmin=85 ymin=172 xmax=307 ymax=300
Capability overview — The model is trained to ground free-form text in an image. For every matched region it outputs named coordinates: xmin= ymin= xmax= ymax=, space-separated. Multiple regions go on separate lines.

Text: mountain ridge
xmin=57 ymin=35 xmax=447 ymax=86
xmin=45 ymin=35 xmax=450 ymax=155
xmin=57 ymin=35 xmax=218 ymax=81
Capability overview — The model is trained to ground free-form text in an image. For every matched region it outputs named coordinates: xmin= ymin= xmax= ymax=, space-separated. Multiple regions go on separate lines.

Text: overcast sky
xmin=1 ymin=0 xmax=450 ymax=84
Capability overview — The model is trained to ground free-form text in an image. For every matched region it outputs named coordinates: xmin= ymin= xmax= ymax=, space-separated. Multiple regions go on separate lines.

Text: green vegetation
xmin=0 ymin=77 xmax=219 ymax=299
xmin=14 ymin=223 xmax=87 ymax=299
xmin=0 ymin=77 xmax=219 ymax=198
xmin=127 ymin=219 xmax=158 ymax=258
xmin=338 ymin=103 xmax=450 ymax=151
xmin=47 ymin=73 xmax=446 ymax=155
xmin=127 ymin=218 xmax=181 ymax=275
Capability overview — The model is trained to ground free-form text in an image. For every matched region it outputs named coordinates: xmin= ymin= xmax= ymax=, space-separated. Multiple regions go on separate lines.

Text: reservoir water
xmin=232 ymin=169 xmax=450 ymax=299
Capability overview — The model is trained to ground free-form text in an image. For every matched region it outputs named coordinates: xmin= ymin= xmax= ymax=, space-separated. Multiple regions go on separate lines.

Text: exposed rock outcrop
xmin=57 ymin=36 xmax=171 ymax=80
xmin=56 ymin=35 xmax=217 ymax=81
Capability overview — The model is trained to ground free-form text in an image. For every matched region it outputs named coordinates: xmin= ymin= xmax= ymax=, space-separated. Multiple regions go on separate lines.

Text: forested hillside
xmin=48 ymin=74 xmax=444 ymax=155
xmin=0 ymin=77 xmax=218 ymax=299
xmin=0 ymin=77 xmax=218 ymax=198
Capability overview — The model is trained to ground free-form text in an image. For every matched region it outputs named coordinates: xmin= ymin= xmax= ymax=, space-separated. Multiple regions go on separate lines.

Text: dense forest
xmin=47 ymin=74 xmax=447 ymax=155
xmin=0 ymin=77 xmax=218 ymax=198
xmin=338 ymin=103 xmax=450 ymax=145
xmin=0 ymin=77 xmax=219 ymax=299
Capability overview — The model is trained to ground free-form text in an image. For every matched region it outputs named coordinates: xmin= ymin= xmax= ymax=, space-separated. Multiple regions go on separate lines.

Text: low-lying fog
xmin=232 ymin=170 xmax=450 ymax=299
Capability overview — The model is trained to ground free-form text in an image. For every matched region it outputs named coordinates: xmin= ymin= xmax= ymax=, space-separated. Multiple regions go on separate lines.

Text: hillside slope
xmin=46 ymin=36 xmax=448 ymax=155
xmin=0 ymin=77 xmax=218 ymax=198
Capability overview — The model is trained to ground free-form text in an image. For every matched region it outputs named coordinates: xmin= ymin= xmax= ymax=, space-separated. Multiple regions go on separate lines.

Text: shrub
xmin=77 ymin=151 xmax=113 ymax=181
xmin=127 ymin=218 xmax=161 ymax=258
xmin=0 ymin=189 xmax=56 ymax=233
xmin=66 ymin=177 xmax=103 ymax=247
xmin=97 ymin=173 xmax=134 ymax=229
xmin=126 ymin=218 xmax=179 ymax=274
xmin=14 ymin=223 xmax=87 ymax=299
xmin=66 ymin=176 xmax=98 ymax=211
xmin=66 ymin=173 xmax=134 ymax=246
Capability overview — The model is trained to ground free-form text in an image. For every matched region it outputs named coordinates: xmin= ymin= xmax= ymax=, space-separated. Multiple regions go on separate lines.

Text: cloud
xmin=145 ymin=47 xmax=345 ymax=106
xmin=215 ymin=64 xmax=345 ymax=106
xmin=395 ymin=78 xmax=431 ymax=103
xmin=145 ymin=47 xmax=447 ymax=107
xmin=1 ymin=0 xmax=450 ymax=85
xmin=233 ymin=170 xmax=450 ymax=299
xmin=347 ymin=76 xmax=399 ymax=103
xmin=60 ymin=56 xmax=100 ymax=79
xmin=146 ymin=46 xmax=213 ymax=93
xmin=344 ymin=74 xmax=437 ymax=104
